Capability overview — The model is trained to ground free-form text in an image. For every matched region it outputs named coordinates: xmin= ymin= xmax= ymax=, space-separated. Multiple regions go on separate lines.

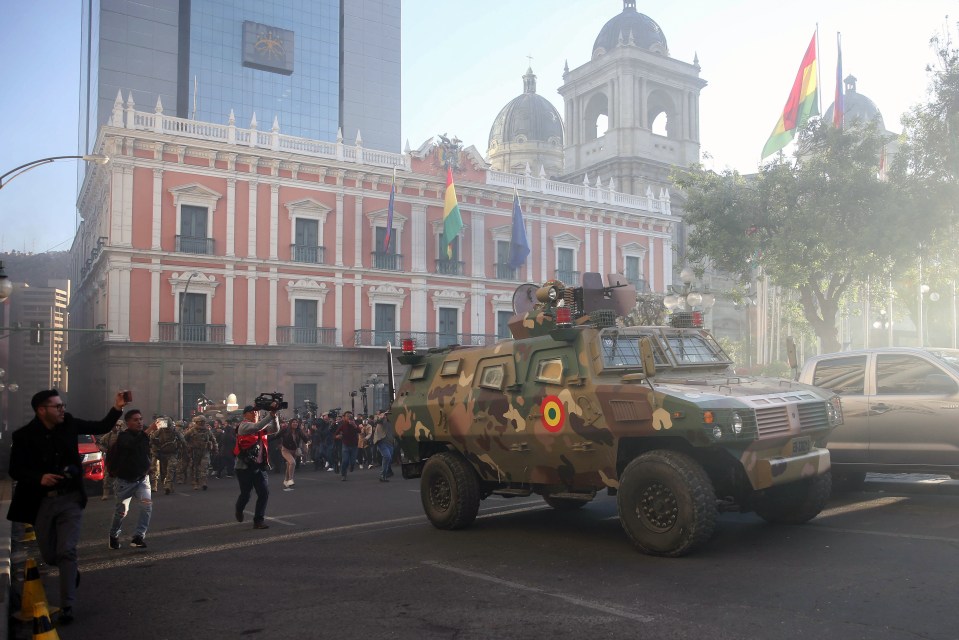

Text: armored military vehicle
xmin=391 ymin=274 xmax=842 ymax=556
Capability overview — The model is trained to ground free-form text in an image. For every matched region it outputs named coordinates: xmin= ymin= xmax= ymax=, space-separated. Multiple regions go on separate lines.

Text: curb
xmin=863 ymin=474 xmax=959 ymax=496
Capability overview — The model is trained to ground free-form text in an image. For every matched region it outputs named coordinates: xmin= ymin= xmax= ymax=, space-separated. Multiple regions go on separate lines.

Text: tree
xmin=675 ymin=121 xmax=914 ymax=353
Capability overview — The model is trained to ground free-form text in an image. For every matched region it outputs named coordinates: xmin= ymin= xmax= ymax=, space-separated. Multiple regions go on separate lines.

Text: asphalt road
xmin=24 ymin=466 xmax=959 ymax=640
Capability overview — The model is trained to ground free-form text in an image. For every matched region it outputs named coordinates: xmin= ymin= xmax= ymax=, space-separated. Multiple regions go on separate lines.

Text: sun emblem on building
xmin=254 ymin=30 xmax=285 ymax=59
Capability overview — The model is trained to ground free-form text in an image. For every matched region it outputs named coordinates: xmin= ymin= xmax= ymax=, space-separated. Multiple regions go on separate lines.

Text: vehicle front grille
xmin=755 ymin=406 xmax=791 ymax=437
xmin=797 ymin=402 xmax=830 ymax=431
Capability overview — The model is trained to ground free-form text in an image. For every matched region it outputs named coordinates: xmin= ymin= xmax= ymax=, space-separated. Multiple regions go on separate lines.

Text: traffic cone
xmin=20 ymin=524 xmax=37 ymax=542
xmin=14 ymin=559 xmax=57 ymax=622
xmin=31 ymin=602 xmax=60 ymax=639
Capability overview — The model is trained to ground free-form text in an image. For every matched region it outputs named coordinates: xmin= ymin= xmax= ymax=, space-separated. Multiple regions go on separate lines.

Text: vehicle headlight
xmin=826 ymin=397 xmax=843 ymax=426
xmin=711 ymin=424 xmax=723 ymax=439
xmin=728 ymin=412 xmax=742 ymax=435
xmin=82 ymin=451 xmax=103 ymax=464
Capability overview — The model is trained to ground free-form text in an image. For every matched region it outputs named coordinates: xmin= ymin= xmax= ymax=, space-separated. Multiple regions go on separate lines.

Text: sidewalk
xmin=863 ymin=472 xmax=959 ymax=495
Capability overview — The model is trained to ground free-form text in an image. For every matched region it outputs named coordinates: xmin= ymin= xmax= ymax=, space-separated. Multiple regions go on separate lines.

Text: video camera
xmin=327 ymin=407 xmax=342 ymax=419
xmin=254 ymin=391 xmax=288 ymax=411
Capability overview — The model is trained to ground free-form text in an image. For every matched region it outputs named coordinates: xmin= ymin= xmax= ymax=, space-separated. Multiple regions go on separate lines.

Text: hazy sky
xmin=2 ymin=1 xmax=955 ymax=255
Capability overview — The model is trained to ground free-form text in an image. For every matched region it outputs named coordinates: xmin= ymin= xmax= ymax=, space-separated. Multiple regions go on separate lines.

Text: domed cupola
xmin=824 ymin=75 xmax=888 ymax=132
xmin=592 ymin=0 xmax=668 ymax=60
xmin=487 ymin=67 xmax=565 ymax=176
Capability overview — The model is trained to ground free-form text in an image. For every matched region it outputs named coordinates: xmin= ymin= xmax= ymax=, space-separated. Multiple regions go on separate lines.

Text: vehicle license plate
xmin=791 ymin=437 xmax=811 ymax=455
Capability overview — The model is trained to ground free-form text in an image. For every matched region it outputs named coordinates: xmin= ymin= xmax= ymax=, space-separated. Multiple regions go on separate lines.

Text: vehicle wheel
xmin=617 ymin=450 xmax=717 ymax=557
xmin=420 ymin=452 xmax=480 ymax=530
xmin=543 ymin=495 xmax=589 ymax=510
xmin=832 ymin=471 xmax=867 ymax=492
xmin=753 ymin=472 xmax=832 ymax=524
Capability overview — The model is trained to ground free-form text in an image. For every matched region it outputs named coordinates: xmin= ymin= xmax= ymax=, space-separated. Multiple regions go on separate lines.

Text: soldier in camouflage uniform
xmin=150 ymin=417 xmax=185 ymax=495
xmin=98 ymin=421 xmax=124 ymax=500
xmin=184 ymin=415 xmax=218 ymax=490
xmin=174 ymin=421 xmax=189 ymax=484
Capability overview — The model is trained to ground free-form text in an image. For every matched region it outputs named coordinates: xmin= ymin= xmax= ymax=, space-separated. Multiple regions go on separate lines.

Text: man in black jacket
xmin=7 ymin=388 xmax=127 ymax=625
xmin=109 ymin=409 xmax=158 ymax=551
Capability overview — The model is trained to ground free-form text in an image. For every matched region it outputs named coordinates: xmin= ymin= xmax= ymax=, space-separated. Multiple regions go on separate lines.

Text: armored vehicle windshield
xmin=599 ymin=327 xmax=733 ymax=371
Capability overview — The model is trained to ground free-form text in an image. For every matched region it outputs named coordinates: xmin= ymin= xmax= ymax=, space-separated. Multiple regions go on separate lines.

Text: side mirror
xmin=786 ymin=336 xmax=798 ymax=380
xmin=639 ymin=336 xmax=656 ymax=379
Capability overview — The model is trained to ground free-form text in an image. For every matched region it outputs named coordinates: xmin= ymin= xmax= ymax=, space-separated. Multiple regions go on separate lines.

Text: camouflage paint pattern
xmin=393 ymin=310 xmax=839 ymax=499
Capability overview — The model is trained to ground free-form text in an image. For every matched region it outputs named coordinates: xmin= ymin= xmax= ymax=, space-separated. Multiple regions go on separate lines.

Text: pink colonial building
xmin=67 ymin=94 xmax=675 ymax=419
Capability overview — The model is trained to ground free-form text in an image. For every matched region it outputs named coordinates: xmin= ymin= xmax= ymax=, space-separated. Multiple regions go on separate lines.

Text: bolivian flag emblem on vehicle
xmin=541 ymin=395 xmax=566 ymax=432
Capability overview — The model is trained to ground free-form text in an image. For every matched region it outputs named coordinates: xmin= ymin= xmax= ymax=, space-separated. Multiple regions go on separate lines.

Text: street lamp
xmin=0 ymin=154 xmax=110 ymax=190
xmin=0 ymin=262 xmax=12 ymax=302
xmin=179 ymin=271 xmax=199 ymax=420
xmin=662 ymin=267 xmax=717 ymax=317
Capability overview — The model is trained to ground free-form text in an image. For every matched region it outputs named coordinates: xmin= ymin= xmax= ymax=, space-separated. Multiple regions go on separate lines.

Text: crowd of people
xmin=5 ymin=389 xmax=397 ymax=628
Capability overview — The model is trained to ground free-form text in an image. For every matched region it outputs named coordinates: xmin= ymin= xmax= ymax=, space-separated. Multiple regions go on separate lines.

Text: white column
xmin=269 ymin=183 xmax=279 ymax=260
xmin=334 ymin=273 xmax=344 ymax=346
xmin=353 ymin=274 xmax=363 ymax=334
xmin=410 ymin=279 xmax=428 ymax=333
xmin=225 ymin=266 xmax=234 ymax=344
xmin=471 ymin=211 xmax=485 ymax=278
xmin=335 ymin=193 xmax=344 ymax=267
xmin=597 ymin=229 xmax=605 ymax=277
xmin=246 ymin=267 xmax=256 ymax=345
xmin=657 ymin=238 xmax=667 ymax=293
xmin=471 ymin=284 xmax=486 ymax=335
xmin=539 ymin=216 xmax=548 ymax=282
xmin=110 ymin=165 xmax=123 ymax=243
xmin=411 ymin=203 xmax=427 ymax=273
xmin=610 ymin=230 xmax=617 ymax=281
xmin=353 ymin=195 xmax=364 ymax=269
xmin=119 ymin=266 xmax=131 ymax=339
xmin=268 ymin=268 xmax=278 ymax=345
xmin=108 ymin=268 xmax=121 ymax=339
xmin=584 ymin=226 xmax=592 ymax=274
xmin=247 ymin=180 xmax=258 ymax=257
xmin=151 ymin=169 xmax=162 ymax=250
xmin=226 ymin=178 xmax=236 ymax=257
xmin=150 ymin=263 xmax=160 ymax=342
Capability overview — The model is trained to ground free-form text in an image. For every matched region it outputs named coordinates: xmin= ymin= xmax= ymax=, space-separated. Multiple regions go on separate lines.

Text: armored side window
xmin=409 ymin=364 xmax=428 ymax=381
xmin=440 ymin=359 xmax=461 ymax=376
xmin=480 ymin=364 xmax=505 ymax=390
xmin=535 ymin=358 xmax=564 ymax=384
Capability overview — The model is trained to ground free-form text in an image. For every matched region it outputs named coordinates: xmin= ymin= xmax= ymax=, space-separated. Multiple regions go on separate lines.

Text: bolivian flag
xmin=441 ymin=166 xmax=463 ymax=259
xmin=761 ymin=32 xmax=819 ymax=159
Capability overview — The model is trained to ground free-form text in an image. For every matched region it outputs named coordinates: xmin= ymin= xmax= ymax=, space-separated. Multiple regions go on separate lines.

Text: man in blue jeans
xmin=373 ymin=411 xmax=395 ymax=482
xmin=234 ymin=403 xmax=280 ymax=529
xmin=109 ymin=409 xmax=159 ymax=549
xmin=334 ymin=411 xmax=361 ymax=481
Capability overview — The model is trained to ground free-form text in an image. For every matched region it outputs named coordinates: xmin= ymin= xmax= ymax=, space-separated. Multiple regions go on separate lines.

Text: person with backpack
xmin=233 ymin=403 xmax=280 ymax=529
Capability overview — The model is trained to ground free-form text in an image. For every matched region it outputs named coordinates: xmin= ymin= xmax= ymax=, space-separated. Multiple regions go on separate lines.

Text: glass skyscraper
xmin=80 ymin=0 xmax=400 ymax=152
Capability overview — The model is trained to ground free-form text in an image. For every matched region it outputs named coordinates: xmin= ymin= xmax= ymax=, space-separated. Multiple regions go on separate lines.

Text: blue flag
xmin=383 ymin=168 xmax=395 ymax=252
xmin=508 ymin=190 xmax=530 ymax=269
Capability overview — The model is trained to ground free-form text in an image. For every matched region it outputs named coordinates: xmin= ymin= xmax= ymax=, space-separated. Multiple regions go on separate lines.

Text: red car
xmin=78 ymin=434 xmax=105 ymax=485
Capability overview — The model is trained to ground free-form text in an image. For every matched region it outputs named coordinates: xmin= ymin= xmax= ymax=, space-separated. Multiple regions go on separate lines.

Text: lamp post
xmin=0 ymin=368 xmax=19 ymax=431
xmin=0 ymin=154 xmax=110 ymax=190
xmin=662 ymin=267 xmax=717 ymax=318
xmin=0 ymin=262 xmax=12 ymax=302
xmin=350 ymin=390 xmax=357 ymax=414
xmin=179 ymin=271 xmax=199 ymax=420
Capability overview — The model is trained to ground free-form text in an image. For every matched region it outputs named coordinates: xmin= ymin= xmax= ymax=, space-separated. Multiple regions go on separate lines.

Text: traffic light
xmin=30 ymin=321 xmax=43 ymax=346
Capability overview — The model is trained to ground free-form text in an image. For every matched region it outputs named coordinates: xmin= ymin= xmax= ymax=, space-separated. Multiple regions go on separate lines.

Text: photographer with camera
xmin=233 ymin=398 xmax=282 ymax=529
xmin=7 ymin=388 xmax=128 ymax=625
xmin=108 ymin=409 xmax=159 ymax=550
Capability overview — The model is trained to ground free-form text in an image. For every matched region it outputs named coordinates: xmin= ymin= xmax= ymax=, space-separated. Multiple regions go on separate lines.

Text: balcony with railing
xmin=176 ymin=236 xmax=215 ymax=255
xmin=555 ymin=269 xmax=581 ymax=286
xmin=494 ymin=263 xmax=518 ymax=280
xmin=371 ymin=251 xmax=403 ymax=271
xmin=277 ymin=326 xmax=337 ymax=346
xmin=434 ymin=259 xmax=464 ymax=276
xmin=158 ymin=323 xmax=227 ymax=343
xmin=290 ymin=244 xmax=326 ymax=264
xmin=354 ymin=330 xmax=500 ymax=349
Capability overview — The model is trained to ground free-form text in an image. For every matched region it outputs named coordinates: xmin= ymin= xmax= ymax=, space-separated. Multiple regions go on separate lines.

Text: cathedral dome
xmin=488 ymin=68 xmax=564 ymax=150
xmin=824 ymin=75 xmax=887 ymax=131
xmin=592 ymin=1 xmax=668 ymax=59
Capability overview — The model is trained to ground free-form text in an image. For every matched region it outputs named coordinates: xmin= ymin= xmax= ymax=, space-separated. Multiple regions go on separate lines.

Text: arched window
xmin=585 ymin=93 xmax=609 ymax=141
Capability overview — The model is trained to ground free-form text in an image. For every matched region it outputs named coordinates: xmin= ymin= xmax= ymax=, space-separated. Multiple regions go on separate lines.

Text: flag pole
xmin=815 ymin=24 xmax=822 ymax=117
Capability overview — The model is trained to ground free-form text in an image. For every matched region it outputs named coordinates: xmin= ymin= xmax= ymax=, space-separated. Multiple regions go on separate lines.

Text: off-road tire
xmin=617 ymin=450 xmax=717 ymax=557
xmin=543 ymin=495 xmax=590 ymax=510
xmin=753 ymin=472 xmax=832 ymax=524
xmin=420 ymin=452 xmax=480 ymax=530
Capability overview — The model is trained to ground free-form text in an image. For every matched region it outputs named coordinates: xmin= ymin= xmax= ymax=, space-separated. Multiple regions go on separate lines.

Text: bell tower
xmin=557 ymin=1 xmax=706 ymax=195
